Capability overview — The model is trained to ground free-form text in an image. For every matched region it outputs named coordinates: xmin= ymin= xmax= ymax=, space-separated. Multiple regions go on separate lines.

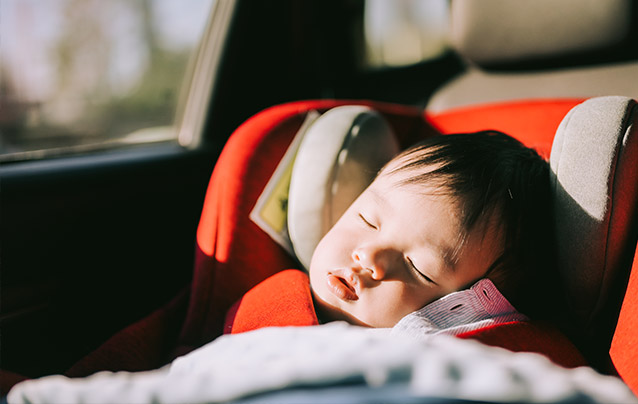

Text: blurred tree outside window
xmin=0 ymin=0 xmax=215 ymax=161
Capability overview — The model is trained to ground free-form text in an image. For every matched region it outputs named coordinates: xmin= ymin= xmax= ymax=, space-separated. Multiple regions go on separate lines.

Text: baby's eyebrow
xmin=418 ymin=229 xmax=460 ymax=277
xmin=436 ymin=229 xmax=466 ymax=275
xmin=438 ymin=244 xmax=459 ymax=274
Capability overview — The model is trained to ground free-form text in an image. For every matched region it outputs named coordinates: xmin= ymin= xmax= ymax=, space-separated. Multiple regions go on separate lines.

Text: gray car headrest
xmin=450 ymin=0 xmax=633 ymax=66
xmin=550 ymin=96 xmax=638 ymax=331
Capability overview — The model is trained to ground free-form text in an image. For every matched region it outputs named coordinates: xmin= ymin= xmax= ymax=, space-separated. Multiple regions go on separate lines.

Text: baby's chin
xmin=310 ymin=288 xmax=372 ymax=327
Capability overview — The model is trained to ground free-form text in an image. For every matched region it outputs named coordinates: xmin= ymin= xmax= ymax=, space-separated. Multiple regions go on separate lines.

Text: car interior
xmin=2 ymin=0 xmax=638 ymax=401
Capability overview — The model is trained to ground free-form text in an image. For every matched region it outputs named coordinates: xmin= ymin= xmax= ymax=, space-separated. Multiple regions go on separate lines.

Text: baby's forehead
xmin=372 ymin=164 xmax=462 ymax=217
xmin=377 ymin=156 xmax=446 ymax=192
xmin=379 ymin=153 xmax=438 ymax=180
xmin=381 ymin=153 xmax=423 ymax=173
xmin=377 ymin=160 xmax=505 ymax=229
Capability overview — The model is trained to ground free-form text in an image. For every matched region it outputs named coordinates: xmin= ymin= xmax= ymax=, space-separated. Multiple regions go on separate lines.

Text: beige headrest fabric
xmin=450 ymin=0 xmax=633 ymax=66
xmin=287 ymin=106 xmax=399 ymax=269
xmin=550 ymin=96 xmax=638 ymax=330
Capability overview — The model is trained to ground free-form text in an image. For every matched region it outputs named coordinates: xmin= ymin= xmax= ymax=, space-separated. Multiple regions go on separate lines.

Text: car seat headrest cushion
xmin=550 ymin=96 xmax=638 ymax=328
xmin=287 ymin=106 xmax=399 ymax=269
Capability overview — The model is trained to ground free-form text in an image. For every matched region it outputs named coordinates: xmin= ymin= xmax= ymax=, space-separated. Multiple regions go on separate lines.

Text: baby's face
xmin=309 ymin=161 xmax=503 ymax=327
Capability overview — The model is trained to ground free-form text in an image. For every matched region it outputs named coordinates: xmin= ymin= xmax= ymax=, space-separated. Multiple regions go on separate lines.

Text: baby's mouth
xmin=326 ymin=274 xmax=358 ymax=301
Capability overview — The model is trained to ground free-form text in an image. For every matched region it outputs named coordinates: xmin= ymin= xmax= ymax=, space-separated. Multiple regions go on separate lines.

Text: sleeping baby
xmin=309 ymin=130 xmax=559 ymax=335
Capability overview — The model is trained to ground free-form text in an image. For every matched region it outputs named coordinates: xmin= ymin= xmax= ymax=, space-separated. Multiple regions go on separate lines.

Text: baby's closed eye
xmin=358 ymin=213 xmax=377 ymax=230
xmin=406 ymin=256 xmax=437 ymax=285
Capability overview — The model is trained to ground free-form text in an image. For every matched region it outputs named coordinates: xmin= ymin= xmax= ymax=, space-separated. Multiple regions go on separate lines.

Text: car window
xmin=0 ymin=0 xmax=215 ymax=162
xmin=363 ymin=0 xmax=449 ymax=68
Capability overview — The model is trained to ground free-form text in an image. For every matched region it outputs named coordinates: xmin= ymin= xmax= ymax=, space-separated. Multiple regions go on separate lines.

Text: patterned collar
xmin=391 ymin=278 xmax=528 ymax=338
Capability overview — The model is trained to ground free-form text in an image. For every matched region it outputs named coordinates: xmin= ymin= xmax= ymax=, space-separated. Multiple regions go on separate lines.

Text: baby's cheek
xmin=307 ymin=265 xmax=324 ymax=296
xmin=375 ymin=288 xmax=420 ymax=325
xmin=402 ymin=285 xmax=439 ymax=313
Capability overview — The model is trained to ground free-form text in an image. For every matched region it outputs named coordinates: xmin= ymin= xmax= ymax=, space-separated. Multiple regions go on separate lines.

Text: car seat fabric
xmin=456 ymin=322 xmax=587 ymax=369
xmin=0 ymin=370 xmax=28 ymax=397
xmin=177 ymin=102 xmax=310 ymax=355
xmin=426 ymin=98 xmax=584 ymax=157
xmin=550 ymin=96 xmax=638 ymax=371
xmin=224 ymin=269 xmax=319 ymax=334
xmin=0 ymin=290 xmax=189 ymax=394
xmin=65 ymin=288 xmax=189 ymax=377
xmin=610 ymin=240 xmax=638 ymax=395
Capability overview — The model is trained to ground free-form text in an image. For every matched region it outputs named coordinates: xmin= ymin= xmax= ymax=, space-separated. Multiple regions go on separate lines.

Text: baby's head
xmin=309 ymin=131 xmax=553 ymax=327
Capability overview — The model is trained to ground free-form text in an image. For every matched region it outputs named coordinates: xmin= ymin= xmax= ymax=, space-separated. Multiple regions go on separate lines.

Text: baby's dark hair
xmin=388 ymin=130 xmax=557 ymax=319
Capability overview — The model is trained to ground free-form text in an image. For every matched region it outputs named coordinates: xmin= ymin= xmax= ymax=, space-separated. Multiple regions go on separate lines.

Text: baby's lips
xmin=326 ymin=274 xmax=359 ymax=301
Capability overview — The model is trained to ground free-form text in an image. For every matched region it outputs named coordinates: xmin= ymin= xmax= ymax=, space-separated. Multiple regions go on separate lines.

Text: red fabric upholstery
xmin=0 ymin=370 xmax=29 ymax=396
xmin=224 ymin=269 xmax=319 ymax=334
xmin=427 ymin=98 xmax=584 ymax=156
xmin=457 ymin=322 xmax=587 ymax=369
xmin=610 ymin=241 xmax=638 ymax=395
xmin=1 ymin=290 xmax=189 ymax=393
xmin=65 ymin=288 xmax=189 ymax=377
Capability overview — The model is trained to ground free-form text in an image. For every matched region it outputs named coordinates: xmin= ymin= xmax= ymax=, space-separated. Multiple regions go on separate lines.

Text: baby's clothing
xmin=392 ymin=278 xmax=527 ymax=338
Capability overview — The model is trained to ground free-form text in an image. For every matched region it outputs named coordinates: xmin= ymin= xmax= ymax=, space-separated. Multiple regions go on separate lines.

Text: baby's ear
xmin=288 ymin=106 xmax=399 ymax=269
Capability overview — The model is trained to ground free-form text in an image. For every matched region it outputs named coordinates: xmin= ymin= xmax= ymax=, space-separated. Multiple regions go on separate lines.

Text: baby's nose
xmin=352 ymin=246 xmax=400 ymax=280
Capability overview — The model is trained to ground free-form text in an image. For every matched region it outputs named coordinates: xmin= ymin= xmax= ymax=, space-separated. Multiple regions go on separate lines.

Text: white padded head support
xmin=550 ymin=96 xmax=638 ymax=329
xmin=288 ymin=106 xmax=399 ymax=269
xmin=450 ymin=0 xmax=632 ymax=66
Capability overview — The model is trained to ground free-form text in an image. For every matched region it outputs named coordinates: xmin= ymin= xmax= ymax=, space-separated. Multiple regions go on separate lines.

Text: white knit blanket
xmin=7 ymin=322 xmax=636 ymax=404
